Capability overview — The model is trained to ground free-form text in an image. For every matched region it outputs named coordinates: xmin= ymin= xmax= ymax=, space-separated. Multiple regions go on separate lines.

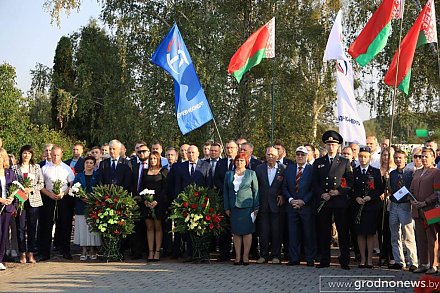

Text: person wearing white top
xmin=39 ymin=146 xmax=75 ymax=261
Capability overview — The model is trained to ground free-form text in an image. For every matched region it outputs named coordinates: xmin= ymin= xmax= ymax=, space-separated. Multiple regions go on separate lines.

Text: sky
xmin=0 ymin=0 xmax=101 ymax=94
xmin=0 ymin=0 xmax=373 ymax=122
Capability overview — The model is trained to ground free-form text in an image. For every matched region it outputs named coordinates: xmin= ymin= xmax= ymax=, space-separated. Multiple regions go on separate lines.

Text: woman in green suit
xmin=223 ymin=151 xmax=259 ymax=265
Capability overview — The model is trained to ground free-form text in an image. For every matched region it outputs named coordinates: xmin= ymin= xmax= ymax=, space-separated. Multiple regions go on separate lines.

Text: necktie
xmin=362 ymin=169 xmax=366 ymax=175
xmin=138 ymin=162 xmax=146 ymax=192
xmin=329 ymin=157 xmax=333 ymax=165
xmin=190 ymin=163 xmax=195 ymax=176
xmin=397 ymin=173 xmax=403 ymax=189
xmin=228 ymin=159 xmax=233 ymax=171
xmin=295 ymin=166 xmax=303 ymax=193
xmin=112 ymin=160 xmax=117 ymax=171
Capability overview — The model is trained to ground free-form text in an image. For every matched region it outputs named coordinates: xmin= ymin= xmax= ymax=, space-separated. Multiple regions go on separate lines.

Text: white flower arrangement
xmin=69 ymin=182 xmax=83 ymax=197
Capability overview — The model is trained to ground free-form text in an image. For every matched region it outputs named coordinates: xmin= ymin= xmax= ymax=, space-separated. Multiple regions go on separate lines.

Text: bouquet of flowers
xmin=52 ymin=179 xmax=65 ymax=221
xmin=86 ymin=185 xmax=140 ymax=238
xmin=69 ymin=182 xmax=87 ymax=198
xmin=317 ymin=177 xmax=347 ymax=213
xmin=356 ymin=176 xmax=375 ymax=224
xmin=139 ymin=188 xmax=156 ymax=219
xmin=170 ymin=185 xmax=225 ymax=237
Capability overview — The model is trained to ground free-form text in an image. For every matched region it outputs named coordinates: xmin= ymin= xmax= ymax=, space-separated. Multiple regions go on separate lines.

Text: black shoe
xmin=286 ymin=261 xmax=300 ymax=266
xmin=316 ymin=263 xmax=330 ymax=268
xmin=233 ymin=261 xmax=241 ymax=265
xmin=182 ymin=257 xmax=193 ymax=263
xmin=379 ymin=259 xmax=388 ymax=267
xmin=131 ymin=254 xmax=142 ymax=260
xmin=306 ymin=261 xmax=315 ymax=267
xmin=358 ymin=264 xmax=366 ymax=268
xmin=365 ymin=264 xmax=373 ymax=269
xmin=409 ymin=265 xmax=418 ymax=272
xmin=38 ymin=255 xmax=50 ymax=262
xmin=217 ymin=257 xmax=229 ymax=262
xmin=242 ymin=262 xmax=249 ymax=266
xmin=388 ymin=263 xmax=403 ymax=270
xmin=341 ymin=264 xmax=350 ymax=270
xmin=62 ymin=253 xmax=73 ymax=260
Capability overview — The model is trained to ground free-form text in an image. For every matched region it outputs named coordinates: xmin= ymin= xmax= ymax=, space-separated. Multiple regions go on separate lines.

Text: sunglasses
xmin=296 ymin=153 xmax=306 ymax=156
xmin=137 ymin=150 xmax=149 ymax=154
xmin=413 ymin=155 xmax=422 ymax=159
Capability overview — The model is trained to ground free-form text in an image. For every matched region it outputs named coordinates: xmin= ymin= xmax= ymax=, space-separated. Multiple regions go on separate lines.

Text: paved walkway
xmin=0 ymin=256 xmax=431 ymax=293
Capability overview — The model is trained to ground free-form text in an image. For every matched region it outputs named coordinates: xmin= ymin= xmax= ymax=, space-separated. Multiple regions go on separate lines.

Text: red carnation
xmin=118 ymin=221 xmax=124 ymax=226
xmin=213 ymin=216 xmax=220 ymax=223
xmin=340 ymin=178 xmax=347 ymax=188
xmin=95 ymin=200 xmax=100 ymax=205
xmin=209 ymin=208 xmax=214 ymax=213
xmin=104 ymin=195 xmax=110 ymax=200
xmin=205 ymin=215 xmax=211 ymax=221
xmin=114 ymin=229 xmax=120 ymax=235
xmin=194 ymin=192 xmax=200 ymax=197
xmin=204 ymin=196 xmax=209 ymax=201
xmin=209 ymin=223 xmax=214 ymax=229
xmin=113 ymin=198 xmax=119 ymax=203
xmin=117 ymin=210 xmax=121 ymax=215
xmin=191 ymin=203 xmax=197 ymax=209
xmin=98 ymin=209 xmax=102 ymax=214
xmin=109 ymin=205 xmax=114 ymax=209
xmin=101 ymin=202 xmax=106 ymax=206
xmin=202 ymin=203 xmax=207 ymax=208
xmin=183 ymin=202 xmax=189 ymax=208
xmin=183 ymin=211 xmax=188 ymax=217
xmin=367 ymin=179 xmax=375 ymax=190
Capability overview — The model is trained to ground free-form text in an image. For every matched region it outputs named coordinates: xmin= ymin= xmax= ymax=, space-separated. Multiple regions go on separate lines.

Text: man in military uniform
xmin=313 ymin=130 xmax=354 ymax=270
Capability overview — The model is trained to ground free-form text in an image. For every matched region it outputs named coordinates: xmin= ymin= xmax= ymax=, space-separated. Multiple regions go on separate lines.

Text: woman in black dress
xmin=351 ymin=147 xmax=384 ymax=268
xmin=140 ymin=151 xmax=168 ymax=262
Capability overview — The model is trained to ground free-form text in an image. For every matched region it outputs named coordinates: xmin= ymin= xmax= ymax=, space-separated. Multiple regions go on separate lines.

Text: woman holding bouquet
xmin=223 ymin=151 xmax=259 ymax=265
xmin=72 ymin=156 xmax=101 ymax=260
xmin=140 ymin=151 xmax=168 ymax=262
xmin=0 ymin=148 xmax=17 ymax=270
xmin=12 ymin=145 xmax=44 ymax=264
xmin=350 ymin=147 xmax=383 ymax=268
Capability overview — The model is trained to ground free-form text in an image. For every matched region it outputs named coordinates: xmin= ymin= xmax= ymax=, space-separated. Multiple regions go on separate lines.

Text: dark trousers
xmin=348 ymin=203 xmax=360 ymax=255
xmin=0 ymin=210 xmax=12 ymax=262
xmin=258 ymin=211 xmax=283 ymax=259
xmin=16 ymin=202 xmax=40 ymax=253
xmin=39 ymin=196 xmax=74 ymax=257
xmin=173 ymin=231 xmax=192 ymax=258
xmin=162 ymin=216 xmax=173 ymax=255
xmin=287 ymin=208 xmax=316 ymax=262
xmin=378 ymin=210 xmax=393 ymax=261
xmin=218 ymin=226 xmax=232 ymax=260
xmin=317 ymin=206 xmax=350 ymax=265
xmin=130 ymin=220 xmax=146 ymax=257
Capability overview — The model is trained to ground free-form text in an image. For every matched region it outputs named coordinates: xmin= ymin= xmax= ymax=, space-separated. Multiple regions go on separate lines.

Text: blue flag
xmin=151 ymin=23 xmax=213 ymax=135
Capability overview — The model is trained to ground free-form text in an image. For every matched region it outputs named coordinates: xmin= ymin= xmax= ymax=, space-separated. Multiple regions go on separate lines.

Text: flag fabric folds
xmin=14 ymin=189 xmax=28 ymax=202
xmin=151 ymin=23 xmax=213 ymax=135
xmin=324 ymin=10 xmax=367 ymax=145
xmin=228 ymin=17 xmax=275 ymax=83
xmin=424 ymin=207 xmax=440 ymax=225
xmin=384 ymin=0 xmax=437 ymax=95
xmin=348 ymin=0 xmax=404 ymax=67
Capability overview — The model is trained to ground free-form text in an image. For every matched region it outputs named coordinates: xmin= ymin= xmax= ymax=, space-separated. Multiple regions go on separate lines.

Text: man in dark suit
xmin=171 ymin=145 xmax=211 ymax=261
xmin=313 ymin=130 xmax=353 ymax=270
xmin=213 ymin=140 xmax=238 ymax=261
xmin=96 ymin=139 xmax=132 ymax=191
xmin=127 ymin=143 xmax=150 ymax=259
xmin=274 ymin=141 xmax=294 ymax=166
xmin=64 ymin=143 xmax=85 ymax=174
xmin=255 ymin=146 xmax=286 ymax=264
xmin=284 ymin=146 xmax=316 ymax=266
xmin=205 ymin=142 xmax=221 ymax=183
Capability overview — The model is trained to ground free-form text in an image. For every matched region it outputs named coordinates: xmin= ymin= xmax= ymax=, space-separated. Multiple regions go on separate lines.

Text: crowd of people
xmin=0 ymin=131 xmax=440 ymax=274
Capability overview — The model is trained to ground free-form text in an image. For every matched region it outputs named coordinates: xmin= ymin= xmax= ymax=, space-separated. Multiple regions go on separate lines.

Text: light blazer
xmin=256 ymin=162 xmax=285 ymax=213
xmin=283 ymin=163 xmax=314 ymax=208
xmin=223 ymin=169 xmax=259 ymax=211
xmin=12 ymin=164 xmax=44 ymax=207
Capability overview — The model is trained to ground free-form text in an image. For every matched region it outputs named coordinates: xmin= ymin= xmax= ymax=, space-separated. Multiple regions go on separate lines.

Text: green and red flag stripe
xmin=13 ymin=189 xmax=28 ymax=203
xmin=424 ymin=207 xmax=440 ymax=225
xmin=348 ymin=0 xmax=404 ymax=67
xmin=434 ymin=183 xmax=440 ymax=192
xmin=228 ymin=17 xmax=275 ymax=83
xmin=384 ymin=0 xmax=437 ymax=95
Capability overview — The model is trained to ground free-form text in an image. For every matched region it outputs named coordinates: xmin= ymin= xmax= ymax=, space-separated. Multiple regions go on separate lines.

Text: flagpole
xmin=382 ymin=7 xmax=405 ymax=257
xmin=270 ymin=57 xmax=276 ymax=145
xmin=211 ymin=116 xmax=224 ymax=154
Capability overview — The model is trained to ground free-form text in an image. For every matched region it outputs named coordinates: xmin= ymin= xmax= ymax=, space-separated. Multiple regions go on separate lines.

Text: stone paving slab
xmin=0 ymin=259 xmax=430 ymax=293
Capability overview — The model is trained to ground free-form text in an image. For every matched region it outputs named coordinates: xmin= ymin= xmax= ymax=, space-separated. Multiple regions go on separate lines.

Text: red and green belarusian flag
xmin=424 ymin=207 xmax=440 ymax=225
xmin=13 ymin=189 xmax=28 ymax=202
xmin=348 ymin=0 xmax=404 ymax=66
xmin=228 ymin=18 xmax=275 ymax=82
xmin=384 ymin=0 xmax=437 ymax=95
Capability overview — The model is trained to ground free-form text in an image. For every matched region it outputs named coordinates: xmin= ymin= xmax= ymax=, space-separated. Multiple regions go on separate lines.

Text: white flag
xmin=323 ymin=10 xmax=345 ymax=61
xmin=323 ymin=10 xmax=366 ymax=145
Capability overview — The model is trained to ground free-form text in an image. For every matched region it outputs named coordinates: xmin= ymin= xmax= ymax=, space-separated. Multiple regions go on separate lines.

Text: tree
xmin=28 ymin=63 xmax=52 ymax=126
